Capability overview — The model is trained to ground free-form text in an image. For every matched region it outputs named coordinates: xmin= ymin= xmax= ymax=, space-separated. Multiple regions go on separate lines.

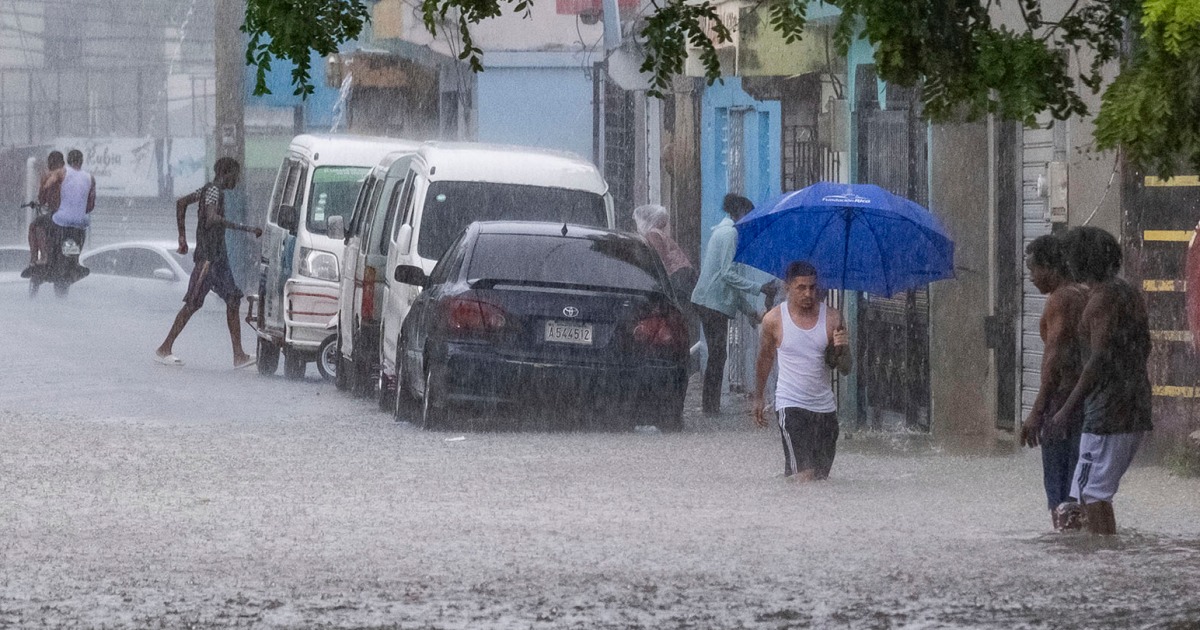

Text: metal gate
xmin=782 ymin=123 xmax=840 ymax=191
xmin=1123 ymin=170 xmax=1200 ymax=443
xmin=854 ymin=96 xmax=931 ymax=431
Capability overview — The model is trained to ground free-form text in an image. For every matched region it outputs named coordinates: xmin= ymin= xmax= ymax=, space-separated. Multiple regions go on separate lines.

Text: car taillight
xmin=446 ymin=297 xmax=507 ymax=334
xmin=362 ymin=266 xmax=377 ymax=319
xmin=634 ymin=309 xmax=687 ymax=353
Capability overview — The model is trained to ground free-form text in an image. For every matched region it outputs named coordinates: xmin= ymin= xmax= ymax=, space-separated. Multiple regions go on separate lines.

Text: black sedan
xmin=392 ymin=221 xmax=689 ymax=431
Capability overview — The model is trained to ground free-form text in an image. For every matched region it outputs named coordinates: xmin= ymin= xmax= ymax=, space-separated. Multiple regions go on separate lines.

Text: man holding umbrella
xmin=752 ymin=261 xmax=851 ymax=480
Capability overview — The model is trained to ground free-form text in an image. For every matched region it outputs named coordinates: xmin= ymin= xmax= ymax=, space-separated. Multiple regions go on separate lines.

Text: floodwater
xmin=2 ymin=278 xmax=1199 ymax=629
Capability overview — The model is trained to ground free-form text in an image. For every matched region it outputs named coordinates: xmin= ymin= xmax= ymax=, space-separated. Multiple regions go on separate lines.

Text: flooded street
xmin=2 ymin=281 xmax=1199 ymax=628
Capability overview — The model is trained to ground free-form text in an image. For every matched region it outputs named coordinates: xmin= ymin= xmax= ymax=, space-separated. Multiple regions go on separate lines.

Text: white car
xmin=81 ymin=241 xmax=194 ymax=283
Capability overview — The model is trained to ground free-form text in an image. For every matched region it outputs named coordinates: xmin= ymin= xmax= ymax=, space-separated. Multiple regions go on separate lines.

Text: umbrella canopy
xmin=734 ymin=182 xmax=955 ymax=296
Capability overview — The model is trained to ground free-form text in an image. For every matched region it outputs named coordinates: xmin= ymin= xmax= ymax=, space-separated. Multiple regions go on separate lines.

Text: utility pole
xmin=214 ymin=0 xmax=246 ymax=169
xmin=214 ymin=0 xmax=253 ymax=287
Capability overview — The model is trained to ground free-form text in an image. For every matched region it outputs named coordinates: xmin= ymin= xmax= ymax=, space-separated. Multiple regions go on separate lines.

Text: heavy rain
xmin=2 ymin=1 xmax=1199 ymax=628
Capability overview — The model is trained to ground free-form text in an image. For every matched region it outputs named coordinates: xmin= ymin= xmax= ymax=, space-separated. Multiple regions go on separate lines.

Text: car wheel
xmin=283 ymin=349 xmax=306 ymax=380
xmin=256 ymin=337 xmax=280 ymax=376
xmin=421 ymin=366 xmax=448 ymax=431
xmin=393 ymin=337 xmax=418 ymax=422
xmin=334 ymin=334 xmax=349 ymax=391
xmin=317 ymin=336 xmax=337 ymax=381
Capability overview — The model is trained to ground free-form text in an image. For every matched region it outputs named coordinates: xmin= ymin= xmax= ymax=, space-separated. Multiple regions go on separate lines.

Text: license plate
xmin=61 ymin=240 xmax=80 ymax=256
xmin=544 ymin=320 xmax=593 ymax=345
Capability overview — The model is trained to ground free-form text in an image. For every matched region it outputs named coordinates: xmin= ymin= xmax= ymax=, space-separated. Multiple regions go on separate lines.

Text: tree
xmin=243 ymin=0 xmax=1200 ymax=176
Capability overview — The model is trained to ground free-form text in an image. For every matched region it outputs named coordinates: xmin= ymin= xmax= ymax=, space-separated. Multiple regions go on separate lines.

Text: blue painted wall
xmin=244 ymin=49 xmax=340 ymax=131
xmin=475 ymin=67 xmax=594 ymax=158
xmin=699 ymin=77 xmax=781 ymax=254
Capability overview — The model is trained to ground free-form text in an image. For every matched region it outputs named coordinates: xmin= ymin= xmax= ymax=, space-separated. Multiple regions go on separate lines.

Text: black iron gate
xmin=854 ymin=79 xmax=931 ymax=431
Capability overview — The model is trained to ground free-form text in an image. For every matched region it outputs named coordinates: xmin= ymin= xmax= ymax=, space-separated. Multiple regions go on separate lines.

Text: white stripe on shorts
xmin=1070 ymin=432 xmax=1145 ymax=503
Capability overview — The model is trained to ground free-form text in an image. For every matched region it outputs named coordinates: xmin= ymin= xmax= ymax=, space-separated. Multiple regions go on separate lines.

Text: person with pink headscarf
xmin=633 ymin=204 xmax=696 ymax=302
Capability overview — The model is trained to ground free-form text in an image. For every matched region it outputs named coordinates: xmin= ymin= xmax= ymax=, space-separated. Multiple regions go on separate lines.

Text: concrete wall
xmin=928 ymin=121 xmax=996 ymax=437
xmin=474 ymin=59 xmax=595 ymax=158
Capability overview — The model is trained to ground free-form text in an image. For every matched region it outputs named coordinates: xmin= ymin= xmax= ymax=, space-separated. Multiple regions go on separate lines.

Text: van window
xmin=347 ymin=175 xmax=378 ymax=239
xmin=393 ymin=170 xmax=418 ymax=240
xmin=375 ymin=177 xmax=409 ymax=256
xmin=467 ymin=234 xmax=664 ymax=293
xmin=267 ymin=160 xmax=292 ymax=224
xmin=416 ymin=182 xmax=606 ymax=260
xmin=270 ymin=159 xmax=305 ymax=224
xmin=307 ymin=166 xmax=370 ymax=235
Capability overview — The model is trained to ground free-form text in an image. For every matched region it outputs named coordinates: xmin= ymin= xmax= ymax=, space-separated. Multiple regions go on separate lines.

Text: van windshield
xmin=307 ymin=166 xmax=370 ymax=235
xmin=417 ymin=181 xmax=607 ymax=260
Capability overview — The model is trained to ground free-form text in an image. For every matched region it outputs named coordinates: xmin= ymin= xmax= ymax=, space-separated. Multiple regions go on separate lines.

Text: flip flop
xmin=154 ymin=353 xmax=185 ymax=366
xmin=233 ymin=357 xmax=257 ymax=370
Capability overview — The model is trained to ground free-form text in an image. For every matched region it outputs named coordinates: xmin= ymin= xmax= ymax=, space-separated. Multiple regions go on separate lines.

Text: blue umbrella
xmin=733 ymin=182 xmax=955 ymax=296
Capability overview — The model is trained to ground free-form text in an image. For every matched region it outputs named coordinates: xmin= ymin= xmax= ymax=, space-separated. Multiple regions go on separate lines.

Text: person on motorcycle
xmin=48 ymin=149 xmax=96 ymax=281
xmin=154 ymin=157 xmax=262 ymax=369
xmin=20 ymin=150 xmax=65 ymax=279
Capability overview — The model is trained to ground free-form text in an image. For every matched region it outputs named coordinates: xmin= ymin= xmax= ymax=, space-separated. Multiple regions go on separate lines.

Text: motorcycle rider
xmin=49 ymin=149 xmax=95 ymax=281
xmin=20 ymin=150 xmax=65 ymax=279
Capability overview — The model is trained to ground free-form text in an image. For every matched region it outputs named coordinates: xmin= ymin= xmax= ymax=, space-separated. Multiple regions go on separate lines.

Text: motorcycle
xmin=22 ymin=201 xmax=89 ymax=297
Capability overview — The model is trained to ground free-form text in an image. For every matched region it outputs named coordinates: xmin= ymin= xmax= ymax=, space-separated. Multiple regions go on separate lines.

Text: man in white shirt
xmin=752 ymin=261 xmax=852 ymax=481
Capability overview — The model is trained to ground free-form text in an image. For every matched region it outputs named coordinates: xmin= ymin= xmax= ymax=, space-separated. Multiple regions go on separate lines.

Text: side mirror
xmin=278 ymin=205 xmax=299 ymax=234
xmin=327 ymin=215 xmax=346 ymax=241
xmin=395 ymin=223 xmax=413 ymax=255
xmin=394 ymin=264 xmax=428 ymax=288
xmin=152 ymin=268 xmax=175 ymax=282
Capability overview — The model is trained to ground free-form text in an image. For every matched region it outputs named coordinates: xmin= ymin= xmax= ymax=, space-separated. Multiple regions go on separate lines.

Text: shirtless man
xmin=20 ymin=151 xmax=65 ymax=278
xmin=752 ymin=261 xmax=851 ymax=481
xmin=1019 ymin=234 xmax=1088 ymax=530
xmin=1051 ymin=227 xmax=1153 ymax=535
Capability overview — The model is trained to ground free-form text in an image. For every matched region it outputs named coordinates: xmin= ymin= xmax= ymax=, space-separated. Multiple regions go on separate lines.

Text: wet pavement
xmin=2 ymin=278 xmax=1199 ymax=628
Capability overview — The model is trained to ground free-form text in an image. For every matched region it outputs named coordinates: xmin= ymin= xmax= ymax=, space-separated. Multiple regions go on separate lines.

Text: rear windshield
xmin=467 ymin=233 xmax=664 ymax=293
xmin=307 ymin=166 xmax=370 ymax=235
xmin=418 ymin=181 xmax=606 ymax=260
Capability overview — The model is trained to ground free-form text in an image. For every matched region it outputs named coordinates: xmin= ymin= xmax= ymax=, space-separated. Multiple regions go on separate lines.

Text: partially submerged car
xmin=392 ymin=221 xmax=689 ymax=432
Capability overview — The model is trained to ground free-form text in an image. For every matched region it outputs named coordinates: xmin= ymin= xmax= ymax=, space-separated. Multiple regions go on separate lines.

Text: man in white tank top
xmin=752 ymin=261 xmax=852 ymax=481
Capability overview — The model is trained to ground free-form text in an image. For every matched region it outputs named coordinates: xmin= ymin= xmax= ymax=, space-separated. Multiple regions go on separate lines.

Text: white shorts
xmin=1070 ymin=432 xmax=1145 ymax=503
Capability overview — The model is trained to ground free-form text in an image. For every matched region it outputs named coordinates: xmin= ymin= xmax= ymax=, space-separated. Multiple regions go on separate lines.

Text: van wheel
xmin=283 ymin=349 xmax=306 ymax=380
xmin=350 ymin=346 xmax=372 ymax=398
xmin=421 ymin=366 xmax=448 ymax=431
xmin=377 ymin=368 xmax=396 ymax=411
xmin=317 ymin=337 xmax=337 ymax=381
xmin=256 ymin=338 xmax=280 ymax=376
xmin=334 ymin=334 xmax=349 ymax=390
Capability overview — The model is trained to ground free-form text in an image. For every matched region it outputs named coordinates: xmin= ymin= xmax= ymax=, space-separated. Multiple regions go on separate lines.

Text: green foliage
xmin=638 ymin=0 xmax=731 ymax=98
xmin=243 ymin=0 xmax=370 ymax=97
xmin=240 ymin=0 xmax=1200 ymax=177
xmin=1094 ymin=0 xmax=1200 ymax=177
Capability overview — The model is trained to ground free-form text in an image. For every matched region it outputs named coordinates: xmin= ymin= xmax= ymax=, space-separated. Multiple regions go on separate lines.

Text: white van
xmin=376 ymin=143 xmax=614 ymax=406
xmin=329 ymin=150 xmax=418 ymax=396
xmin=253 ymin=134 xmax=418 ymax=379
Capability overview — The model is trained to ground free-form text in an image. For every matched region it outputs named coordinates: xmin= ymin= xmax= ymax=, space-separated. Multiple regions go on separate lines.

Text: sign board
xmin=53 ymin=137 xmax=160 ymax=197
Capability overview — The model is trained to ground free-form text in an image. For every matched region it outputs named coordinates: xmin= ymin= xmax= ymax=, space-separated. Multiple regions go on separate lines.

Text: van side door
xmin=338 ymin=173 xmax=379 ymax=356
xmin=263 ymin=157 xmax=308 ymax=334
xmin=380 ymin=168 xmax=423 ymax=374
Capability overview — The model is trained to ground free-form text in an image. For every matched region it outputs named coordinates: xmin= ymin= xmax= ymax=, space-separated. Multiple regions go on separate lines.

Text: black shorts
xmin=184 ymin=257 xmax=243 ymax=310
xmin=779 ymin=407 xmax=839 ymax=479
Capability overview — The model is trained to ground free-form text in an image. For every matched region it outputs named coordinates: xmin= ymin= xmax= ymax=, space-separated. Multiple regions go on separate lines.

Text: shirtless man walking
xmin=1052 ymin=227 xmax=1153 ymax=535
xmin=752 ymin=261 xmax=851 ymax=481
xmin=155 ymin=158 xmax=261 ymax=368
xmin=1019 ymin=234 xmax=1089 ymax=530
